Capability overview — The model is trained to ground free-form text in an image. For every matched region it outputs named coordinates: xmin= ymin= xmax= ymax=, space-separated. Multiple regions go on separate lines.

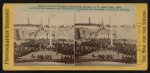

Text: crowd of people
xmin=97 ymin=54 xmax=113 ymax=61
xmin=53 ymin=42 xmax=74 ymax=55
xmin=75 ymin=39 xmax=136 ymax=64
xmin=14 ymin=38 xmax=136 ymax=64
xmin=75 ymin=39 xmax=136 ymax=56
xmin=61 ymin=55 xmax=74 ymax=64
xmin=30 ymin=54 xmax=74 ymax=64
xmin=36 ymin=54 xmax=52 ymax=62
xmin=121 ymin=55 xmax=136 ymax=64
xmin=97 ymin=54 xmax=136 ymax=64
xmin=14 ymin=42 xmax=39 ymax=60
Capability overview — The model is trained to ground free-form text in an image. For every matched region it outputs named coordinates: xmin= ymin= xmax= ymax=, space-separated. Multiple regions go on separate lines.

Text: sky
xmin=14 ymin=4 xmax=136 ymax=26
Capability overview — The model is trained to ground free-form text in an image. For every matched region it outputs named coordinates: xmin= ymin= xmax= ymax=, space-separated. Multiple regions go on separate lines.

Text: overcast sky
xmin=14 ymin=4 xmax=136 ymax=26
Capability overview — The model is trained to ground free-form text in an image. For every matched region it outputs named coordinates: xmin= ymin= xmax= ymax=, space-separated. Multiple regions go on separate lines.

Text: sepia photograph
xmin=74 ymin=11 xmax=136 ymax=66
xmin=14 ymin=6 xmax=75 ymax=66
xmin=13 ymin=4 xmax=136 ymax=66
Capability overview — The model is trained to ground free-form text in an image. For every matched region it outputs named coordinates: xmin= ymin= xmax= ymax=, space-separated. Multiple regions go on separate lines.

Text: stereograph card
xmin=2 ymin=3 xmax=148 ymax=70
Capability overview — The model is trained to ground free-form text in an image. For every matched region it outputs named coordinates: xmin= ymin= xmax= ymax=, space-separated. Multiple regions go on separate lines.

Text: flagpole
xmin=110 ymin=17 xmax=113 ymax=46
xmin=109 ymin=13 xmax=116 ymax=46
xmin=48 ymin=15 xmax=55 ymax=47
